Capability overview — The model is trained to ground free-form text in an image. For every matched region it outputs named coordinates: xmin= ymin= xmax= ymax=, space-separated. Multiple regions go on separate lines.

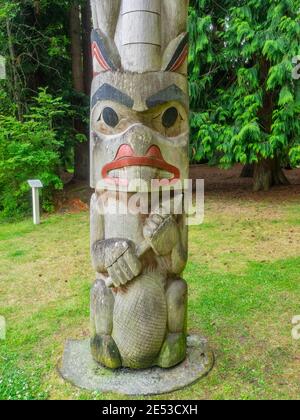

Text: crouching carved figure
xmin=89 ymin=0 xmax=189 ymax=369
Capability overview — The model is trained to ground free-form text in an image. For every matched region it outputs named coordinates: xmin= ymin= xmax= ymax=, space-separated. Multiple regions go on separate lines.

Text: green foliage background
xmin=0 ymin=89 xmax=70 ymax=218
xmin=189 ymin=0 xmax=300 ymax=168
xmin=0 ymin=0 xmax=300 ymax=217
xmin=0 ymin=0 xmax=87 ymax=219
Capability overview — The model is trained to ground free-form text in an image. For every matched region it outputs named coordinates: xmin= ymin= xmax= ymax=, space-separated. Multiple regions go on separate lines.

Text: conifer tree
xmin=189 ymin=0 xmax=300 ymax=191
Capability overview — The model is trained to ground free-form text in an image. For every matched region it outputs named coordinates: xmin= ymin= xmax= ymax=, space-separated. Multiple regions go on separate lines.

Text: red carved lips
xmin=102 ymin=145 xmax=180 ymax=184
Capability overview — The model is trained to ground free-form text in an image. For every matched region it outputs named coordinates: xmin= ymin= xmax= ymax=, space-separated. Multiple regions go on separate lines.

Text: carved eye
xmin=102 ymin=107 xmax=119 ymax=128
xmin=162 ymin=107 xmax=179 ymax=128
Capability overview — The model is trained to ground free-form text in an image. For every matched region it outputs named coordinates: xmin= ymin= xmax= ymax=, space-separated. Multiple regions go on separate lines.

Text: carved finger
xmin=117 ymin=258 xmax=134 ymax=283
xmin=107 ymin=265 xmax=121 ymax=288
xmin=124 ymin=250 xmax=142 ymax=277
xmin=105 ymin=240 xmax=130 ymax=268
xmin=114 ymin=261 xmax=129 ymax=285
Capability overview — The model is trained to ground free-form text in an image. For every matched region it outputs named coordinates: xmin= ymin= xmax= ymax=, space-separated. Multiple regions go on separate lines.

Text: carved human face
xmin=90 ymin=72 xmax=189 ymax=192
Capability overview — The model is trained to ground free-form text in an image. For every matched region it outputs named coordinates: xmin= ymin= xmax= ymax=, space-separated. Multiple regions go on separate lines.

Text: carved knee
xmin=90 ymin=279 xmax=114 ymax=336
xmin=166 ymin=278 xmax=188 ymax=334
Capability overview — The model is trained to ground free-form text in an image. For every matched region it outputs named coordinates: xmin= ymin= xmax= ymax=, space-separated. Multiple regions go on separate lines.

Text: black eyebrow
xmin=146 ymin=85 xmax=187 ymax=109
xmin=91 ymin=84 xmax=134 ymax=109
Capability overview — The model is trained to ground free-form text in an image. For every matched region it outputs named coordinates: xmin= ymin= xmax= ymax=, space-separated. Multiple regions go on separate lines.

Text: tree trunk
xmin=253 ymin=158 xmax=290 ymax=192
xmin=70 ymin=4 xmax=84 ymax=93
xmin=33 ymin=0 xmax=41 ymax=17
xmin=254 ymin=58 xmax=283 ymax=191
xmin=70 ymin=4 xmax=89 ymax=181
xmin=82 ymin=0 xmax=92 ymax=96
xmin=6 ymin=19 xmax=23 ymax=120
xmin=74 ymin=141 xmax=89 ymax=181
xmin=240 ymin=164 xmax=254 ymax=178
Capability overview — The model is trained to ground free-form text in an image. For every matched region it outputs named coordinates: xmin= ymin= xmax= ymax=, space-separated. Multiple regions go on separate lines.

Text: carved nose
xmin=123 ymin=125 xmax=154 ymax=155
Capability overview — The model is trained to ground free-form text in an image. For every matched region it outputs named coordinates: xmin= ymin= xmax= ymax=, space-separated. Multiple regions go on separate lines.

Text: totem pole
xmin=89 ymin=0 xmax=189 ymax=369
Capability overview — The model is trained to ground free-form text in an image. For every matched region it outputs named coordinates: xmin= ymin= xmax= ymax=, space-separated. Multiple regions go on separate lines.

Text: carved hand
xmin=143 ymin=214 xmax=179 ymax=256
xmin=104 ymin=240 xmax=142 ymax=288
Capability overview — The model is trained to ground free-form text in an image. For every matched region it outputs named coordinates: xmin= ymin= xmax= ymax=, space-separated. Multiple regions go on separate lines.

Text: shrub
xmin=0 ymin=89 xmax=67 ymax=219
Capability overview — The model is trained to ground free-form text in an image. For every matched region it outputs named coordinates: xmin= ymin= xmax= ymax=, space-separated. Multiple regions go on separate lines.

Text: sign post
xmin=27 ymin=180 xmax=43 ymax=225
xmin=0 ymin=56 xmax=6 ymax=80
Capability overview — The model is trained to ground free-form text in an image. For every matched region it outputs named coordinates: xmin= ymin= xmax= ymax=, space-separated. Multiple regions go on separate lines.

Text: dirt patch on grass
xmin=1 ymin=166 xmax=300 ymax=400
xmin=190 ymin=164 xmax=300 ymax=203
xmin=55 ymin=165 xmax=300 ymax=213
xmin=54 ymin=181 xmax=93 ymax=213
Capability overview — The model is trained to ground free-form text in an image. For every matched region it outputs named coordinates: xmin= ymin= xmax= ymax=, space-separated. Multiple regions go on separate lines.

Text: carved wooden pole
xmin=89 ymin=0 xmax=189 ymax=369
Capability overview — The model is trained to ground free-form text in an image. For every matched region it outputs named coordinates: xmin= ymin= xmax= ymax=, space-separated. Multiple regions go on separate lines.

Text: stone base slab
xmin=59 ymin=335 xmax=214 ymax=396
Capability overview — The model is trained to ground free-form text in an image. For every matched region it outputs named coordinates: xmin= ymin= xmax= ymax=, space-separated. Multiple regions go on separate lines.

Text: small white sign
xmin=292 ymin=315 xmax=300 ymax=340
xmin=0 ymin=316 xmax=6 ymax=340
xmin=27 ymin=179 xmax=43 ymax=225
xmin=292 ymin=56 xmax=300 ymax=80
xmin=28 ymin=179 xmax=43 ymax=189
xmin=0 ymin=56 xmax=6 ymax=80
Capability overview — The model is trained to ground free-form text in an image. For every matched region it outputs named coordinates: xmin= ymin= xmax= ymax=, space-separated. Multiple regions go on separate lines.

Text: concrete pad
xmin=59 ymin=335 xmax=214 ymax=396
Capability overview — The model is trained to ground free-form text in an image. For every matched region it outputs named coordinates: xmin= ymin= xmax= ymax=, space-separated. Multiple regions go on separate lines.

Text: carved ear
xmin=161 ymin=33 xmax=189 ymax=73
xmin=91 ymin=29 xmax=122 ymax=75
xmin=90 ymin=0 xmax=121 ymax=39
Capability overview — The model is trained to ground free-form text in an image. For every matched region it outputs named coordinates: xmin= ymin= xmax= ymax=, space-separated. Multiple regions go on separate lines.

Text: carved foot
xmin=91 ymin=334 xmax=122 ymax=369
xmin=157 ymin=333 xmax=186 ymax=368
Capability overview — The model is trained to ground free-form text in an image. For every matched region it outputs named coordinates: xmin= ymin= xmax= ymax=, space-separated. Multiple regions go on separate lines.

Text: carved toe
xmin=157 ymin=333 xmax=186 ymax=368
xmin=91 ymin=334 xmax=122 ymax=369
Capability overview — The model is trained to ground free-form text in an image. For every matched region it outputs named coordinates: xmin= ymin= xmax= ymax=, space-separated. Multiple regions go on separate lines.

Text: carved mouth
xmin=102 ymin=145 xmax=180 ymax=185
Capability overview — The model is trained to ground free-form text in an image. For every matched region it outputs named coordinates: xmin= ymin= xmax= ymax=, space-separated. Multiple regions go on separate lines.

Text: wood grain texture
xmin=120 ymin=0 xmax=161 ymax=72
xmin=112 ymin=273 xmax=167 ymax=368
xmin=161 ymin=0 xmax=189 ymax=49
xmin=89 ymin=0 xmax=190 ymax=371
xmin=90 ymin=0 xmax=189 ymax=73
xmin=91 ymin=0 xmax=121 ymax=39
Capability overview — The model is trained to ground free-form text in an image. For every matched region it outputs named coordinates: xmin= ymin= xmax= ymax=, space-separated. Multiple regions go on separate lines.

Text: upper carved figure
xmin=90 ymin=0 xmax=189 ymax=73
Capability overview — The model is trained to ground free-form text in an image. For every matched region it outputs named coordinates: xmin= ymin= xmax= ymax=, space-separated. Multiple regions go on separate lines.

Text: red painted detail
xmin=146 ymin=145 xmax=164 ymax=159
xmin=114 ymin=144 xmax=135 ymax=160
xmin=170 ymin=45 xmax=188 ymax=72
xmin=92 ymin=41 xmax=111 ymax=72
xmin=101 ymin=144 xmax=181 ymax=185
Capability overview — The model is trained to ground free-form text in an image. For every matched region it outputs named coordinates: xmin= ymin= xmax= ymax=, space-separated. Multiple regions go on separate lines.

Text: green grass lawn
xmin=0 ymin=195 xmax=300 ymax=400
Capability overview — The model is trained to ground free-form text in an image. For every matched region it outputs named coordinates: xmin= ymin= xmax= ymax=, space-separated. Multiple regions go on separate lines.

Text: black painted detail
xmin=165 ymin=33 xmax=189 ymax=72
xmin=91 ymin=29 xmax=118 ymax=71
xmin=162 ymin=107 xmax=179 ymax=128
xmin=92 ymin=84 xmax=134 ymax=109
xmin=102 ymin=107 xmax=119 ymax=128
xmin=146 ymin=85 xmax=187 ymax=109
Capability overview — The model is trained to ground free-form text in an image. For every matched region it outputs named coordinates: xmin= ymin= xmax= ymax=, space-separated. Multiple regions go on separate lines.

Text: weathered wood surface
xmin=89 ymin=0 xmax=190 ymax=370
xmin=90 ymin=0 xmax=189 ymax=73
